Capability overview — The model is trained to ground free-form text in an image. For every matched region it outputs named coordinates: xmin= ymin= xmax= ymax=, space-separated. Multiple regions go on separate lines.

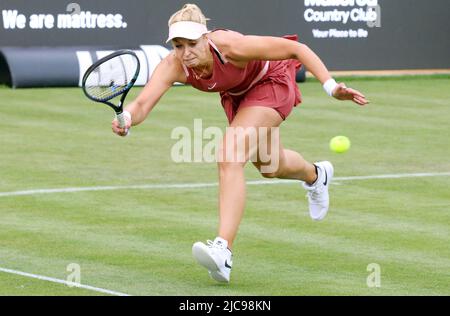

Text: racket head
xmin=82 ymin=49 xmax=140 ymax=110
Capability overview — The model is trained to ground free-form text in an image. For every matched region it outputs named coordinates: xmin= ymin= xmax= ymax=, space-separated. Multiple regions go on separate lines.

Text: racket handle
xmin=116 ymin=111 xmax=131 ymax=136
xmin=116 ymin=112 xmax=126 ymax=128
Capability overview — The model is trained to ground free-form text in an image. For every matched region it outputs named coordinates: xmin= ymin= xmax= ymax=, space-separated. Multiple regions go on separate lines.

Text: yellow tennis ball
xmin=330 ymin=136 xmax=351 ymax=153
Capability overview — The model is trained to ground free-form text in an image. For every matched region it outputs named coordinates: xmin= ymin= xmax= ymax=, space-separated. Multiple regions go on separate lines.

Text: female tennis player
xmin=112 ymin=4 xmax=368 ymax=283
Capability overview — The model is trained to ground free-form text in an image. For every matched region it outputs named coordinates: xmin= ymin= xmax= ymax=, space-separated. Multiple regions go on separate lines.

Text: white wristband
xmin=323 ymin=78 xmax=338 ymax=97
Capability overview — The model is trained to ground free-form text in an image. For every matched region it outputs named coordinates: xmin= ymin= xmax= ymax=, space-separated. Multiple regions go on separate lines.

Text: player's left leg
xmin=252 ymin=138 xmax=334 ymax=221
xmin=252 ymin=132 xmax=317 ymax=183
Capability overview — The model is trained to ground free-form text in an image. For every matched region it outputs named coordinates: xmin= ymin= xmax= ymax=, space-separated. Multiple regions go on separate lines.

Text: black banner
xmin=1 ymin=0 xmax=449 ymax=70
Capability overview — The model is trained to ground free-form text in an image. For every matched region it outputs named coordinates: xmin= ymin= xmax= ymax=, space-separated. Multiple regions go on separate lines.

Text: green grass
xmin=0 ymin=76 xmax=449 ymax=296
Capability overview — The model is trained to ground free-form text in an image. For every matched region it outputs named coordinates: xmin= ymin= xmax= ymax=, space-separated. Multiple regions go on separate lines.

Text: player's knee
xmin=260 ymin=169 xmax=281 ymax=179
xmin=218 ymin=161 xmax=246 ymax=174
xmin=216 ymin=143 xmax=249 ymax=172
xmin=256 ymin=156 xmax=284 ymax=179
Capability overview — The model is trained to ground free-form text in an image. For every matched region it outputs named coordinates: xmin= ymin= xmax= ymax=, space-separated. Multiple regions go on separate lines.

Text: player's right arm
xmin=112 ymin=52 xmax=186 ymax=135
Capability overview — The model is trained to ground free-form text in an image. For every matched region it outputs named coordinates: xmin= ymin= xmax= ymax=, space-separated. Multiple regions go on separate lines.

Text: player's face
xmin=172 ymin=37 xmax=209 ymax=68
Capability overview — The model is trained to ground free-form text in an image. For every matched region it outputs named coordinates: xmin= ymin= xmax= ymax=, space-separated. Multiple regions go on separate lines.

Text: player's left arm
xmin=225 ymin=34 xmax=369 ymax=105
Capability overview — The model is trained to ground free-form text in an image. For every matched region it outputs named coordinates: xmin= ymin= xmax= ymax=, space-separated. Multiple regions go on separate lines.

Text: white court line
xmin=0 ymin=267 xmax=131 ymax=296
xmin=0 ymin=172 xmax=449 ymax=198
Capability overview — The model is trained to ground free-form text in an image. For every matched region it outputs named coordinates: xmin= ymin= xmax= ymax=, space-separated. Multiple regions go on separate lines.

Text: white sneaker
xmin=303 ymin=161 xmax=334 ymax=221
xmin=192 ymin=237 xmax=233 ymax=283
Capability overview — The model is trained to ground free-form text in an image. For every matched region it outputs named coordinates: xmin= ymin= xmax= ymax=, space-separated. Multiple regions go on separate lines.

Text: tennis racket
xmin=82 ymin=49 xmax=140 ymax=130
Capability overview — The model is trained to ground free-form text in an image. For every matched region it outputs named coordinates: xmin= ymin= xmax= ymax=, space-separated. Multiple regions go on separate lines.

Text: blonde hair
xmin=168 ymin=4 xmax=209 ymax=27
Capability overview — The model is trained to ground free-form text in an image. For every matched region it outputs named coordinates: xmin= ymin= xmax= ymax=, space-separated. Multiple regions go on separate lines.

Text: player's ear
xmin=202 ymin=35 xmax=210 ymax=50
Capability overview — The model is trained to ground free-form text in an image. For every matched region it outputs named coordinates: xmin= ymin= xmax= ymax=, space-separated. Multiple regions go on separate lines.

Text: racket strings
xmin=84 ymin=55 xmax=138 ymax=101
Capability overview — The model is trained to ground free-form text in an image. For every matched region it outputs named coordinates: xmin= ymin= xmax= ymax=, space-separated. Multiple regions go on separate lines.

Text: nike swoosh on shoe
xmin=323 ymin=168 xmax=328 ymax=186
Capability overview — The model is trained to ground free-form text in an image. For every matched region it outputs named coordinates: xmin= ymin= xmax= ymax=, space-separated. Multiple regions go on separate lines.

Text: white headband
xmin=166 ymin=21 xmax=208 ymax=43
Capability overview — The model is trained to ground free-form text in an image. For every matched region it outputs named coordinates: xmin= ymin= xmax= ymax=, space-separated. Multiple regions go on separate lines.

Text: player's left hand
xmin=332 ymin=83 xmax=369 ymax=106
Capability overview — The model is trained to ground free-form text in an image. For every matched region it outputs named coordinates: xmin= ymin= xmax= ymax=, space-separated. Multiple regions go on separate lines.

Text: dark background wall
xmin=1 ymin=0 xmax=449 ymax=70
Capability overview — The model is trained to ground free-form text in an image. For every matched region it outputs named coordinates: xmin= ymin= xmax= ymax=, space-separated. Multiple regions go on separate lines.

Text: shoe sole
xmin=192 ymin=243 xmax=229 ymax=283
xmin=209 ymin=271 xmax=229 ymax=283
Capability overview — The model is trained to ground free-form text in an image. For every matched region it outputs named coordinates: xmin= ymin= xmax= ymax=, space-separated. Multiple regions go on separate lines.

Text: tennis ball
xmin=330 ymin=136 xmax=351 ymax=153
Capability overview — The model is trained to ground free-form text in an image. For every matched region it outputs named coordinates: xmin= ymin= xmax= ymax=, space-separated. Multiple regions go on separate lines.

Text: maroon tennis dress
xmin=182 ymin=31 xmax=303 ymax=124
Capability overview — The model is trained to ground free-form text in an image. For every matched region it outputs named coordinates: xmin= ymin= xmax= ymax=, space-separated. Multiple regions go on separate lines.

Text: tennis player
xmin=112 ymin=4 xmax=369 ymax=283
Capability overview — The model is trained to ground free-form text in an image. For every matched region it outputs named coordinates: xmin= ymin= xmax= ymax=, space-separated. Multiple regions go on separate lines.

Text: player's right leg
xmin=193 ymin=106 xmax=283 ymax=283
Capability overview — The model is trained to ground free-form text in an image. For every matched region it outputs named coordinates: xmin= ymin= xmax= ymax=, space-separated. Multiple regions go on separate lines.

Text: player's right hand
xmin=112 ymin=113 xmax=132 ymax=137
